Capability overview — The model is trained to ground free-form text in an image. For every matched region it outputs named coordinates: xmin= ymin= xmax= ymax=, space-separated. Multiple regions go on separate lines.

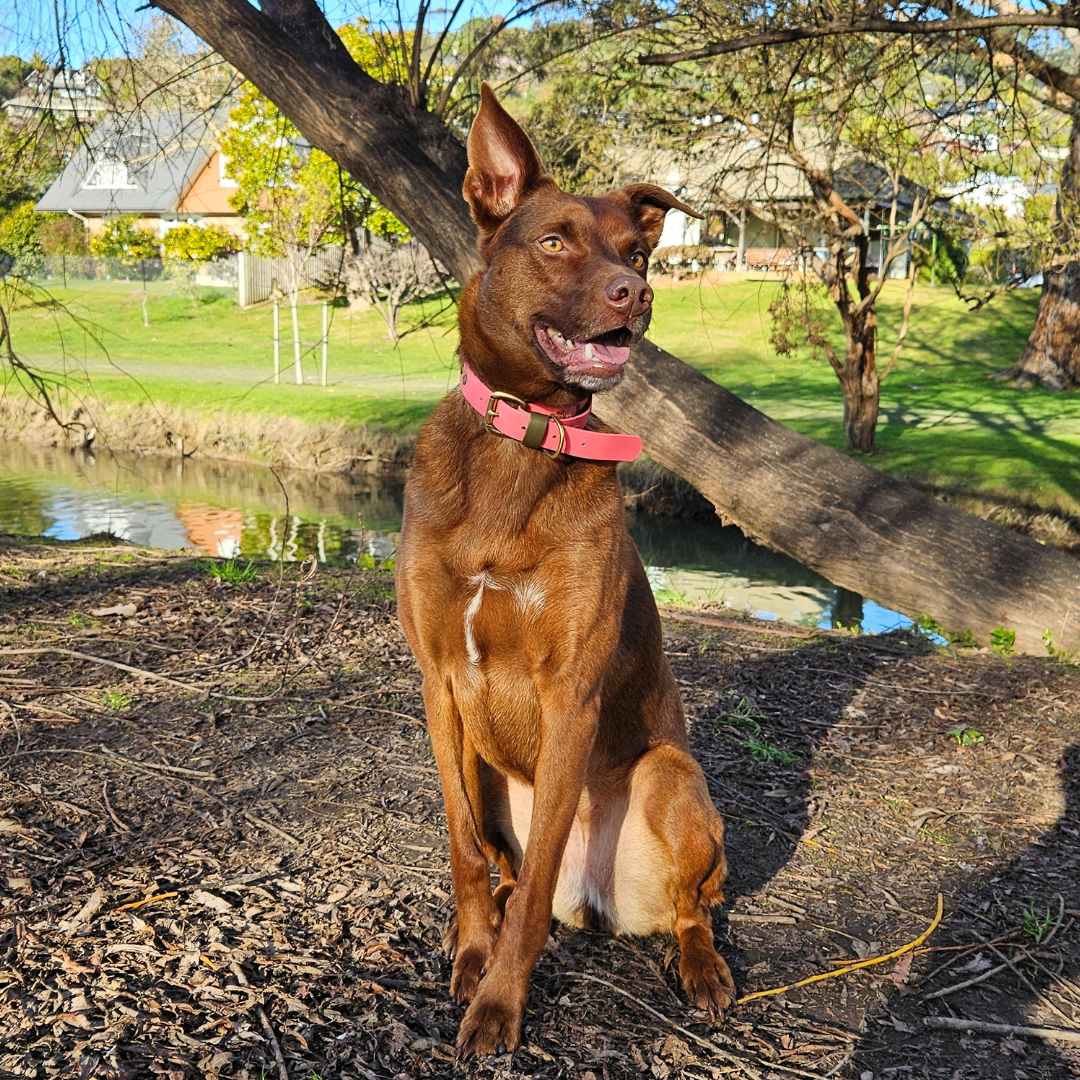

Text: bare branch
xmin=433 ymin=0 xmax=558 ymax=118
xmin=639 ymin=12 xmax=1080 ymax=66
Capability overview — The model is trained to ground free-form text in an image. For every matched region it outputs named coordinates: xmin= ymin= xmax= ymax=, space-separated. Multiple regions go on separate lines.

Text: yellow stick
xmin=113 ymin=891 xmax=178 ymax=912
xmin=737 ymin=893 xmax=944 ymax=1005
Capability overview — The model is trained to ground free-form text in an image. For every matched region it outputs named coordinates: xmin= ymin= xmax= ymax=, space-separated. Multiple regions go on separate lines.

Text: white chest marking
xmin=510 ymin=576 xmax=545 ymax=617
xmin=464 ymin=571 xmax=501 ymax=664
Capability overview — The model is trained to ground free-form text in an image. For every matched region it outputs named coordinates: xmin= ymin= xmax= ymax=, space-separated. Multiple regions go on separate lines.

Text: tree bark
xmin=155 ymin=0 xmax=1080 ymax=654
xmin=837 ymin=300 xmax=879 ymax=453
xmin=998 ymin=261 xmax=1080 ymax=389
xmin=997 ymin=108 xmax=1080 ymax=390
xmin=840 ymin=354 xmax=880 ymax=453
xmin=825 ymin=235 xmax=881 ymax=453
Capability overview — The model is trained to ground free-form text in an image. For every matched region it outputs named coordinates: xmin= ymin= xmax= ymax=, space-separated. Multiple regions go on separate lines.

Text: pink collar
xmin=459 ymin=362 xmax=642 ymax=463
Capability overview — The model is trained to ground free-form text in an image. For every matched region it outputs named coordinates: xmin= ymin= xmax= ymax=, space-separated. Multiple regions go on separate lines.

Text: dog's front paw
xmin=680 ymin=942 xmax=737 ymax=1021
xmin=450 ymin=944 xmax=490 ymax=1003
xmin=456 ymin=984 xmax=524 ymax=1059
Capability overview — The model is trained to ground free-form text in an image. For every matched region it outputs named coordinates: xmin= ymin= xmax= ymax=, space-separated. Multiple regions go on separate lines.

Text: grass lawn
xmin=647 ymin=277 xmax=1080 ymax=516
xmin=7 ymin=273 xmax=1078 ymax=516
xmin=8 ymin=279 xmax=461 ymax=431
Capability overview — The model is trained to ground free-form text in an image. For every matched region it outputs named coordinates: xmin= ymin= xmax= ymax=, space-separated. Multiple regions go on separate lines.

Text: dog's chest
xmin=460 ymin=568 xmax=546 ymax=665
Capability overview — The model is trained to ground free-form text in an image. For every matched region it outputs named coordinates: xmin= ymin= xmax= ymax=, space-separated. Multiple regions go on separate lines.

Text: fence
xmin=236 ymin=247 xmax=347 ymax=307
xmin=5 ymin=249 xmax=346 ymax=301
xmin=6 ymin=254 xmax=239 ymax=288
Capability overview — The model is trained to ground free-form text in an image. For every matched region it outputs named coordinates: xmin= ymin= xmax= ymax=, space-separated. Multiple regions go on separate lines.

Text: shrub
xmin=162 ymin=222 xmax=240 ymax=261
xmin=0 ymin=201 xmax=45 ymax=274
xmin=38 ymin=216 xmax=90 ymax=255
xmin=89 ymin=215 xmax=160 ymax=260
xmin=0 ymin=201 xmax=45 ymax=258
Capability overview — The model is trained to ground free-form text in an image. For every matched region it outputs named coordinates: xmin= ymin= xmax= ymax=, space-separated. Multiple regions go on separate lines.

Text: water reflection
xmin=0 ymin=442 xmax=397 ymax=568
xmin=0 ymin=441 xmax=913 ymax=632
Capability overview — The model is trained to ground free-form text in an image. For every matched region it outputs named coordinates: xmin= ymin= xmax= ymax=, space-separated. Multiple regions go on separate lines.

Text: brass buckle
xmin=484 ymin=390 xmax=527 ymax=436
xmin=543 ymin=414 xmax=567 ymax=459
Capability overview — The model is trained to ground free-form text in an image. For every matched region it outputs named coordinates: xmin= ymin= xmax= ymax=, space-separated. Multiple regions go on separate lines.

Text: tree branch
xmin=639 ymin=12 xmax=1080 ymax=65
xmin=986 ymin=27 xmax=1080 ymax=100
xmin=433 ymin=0 xmax=558 ymax=118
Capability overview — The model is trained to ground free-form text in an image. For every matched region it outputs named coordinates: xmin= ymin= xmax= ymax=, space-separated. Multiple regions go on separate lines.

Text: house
xmin=2 ymin=67 xmax=106 ymax=123
xmin=623 ymin=131 xmax=957 ymax=278
xmin=35 ymin=109 xmax=244 ymax=240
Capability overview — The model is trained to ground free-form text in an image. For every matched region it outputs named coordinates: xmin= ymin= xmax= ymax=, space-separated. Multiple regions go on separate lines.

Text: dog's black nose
xmin=605 ymin=274 xmax=653 ymax=317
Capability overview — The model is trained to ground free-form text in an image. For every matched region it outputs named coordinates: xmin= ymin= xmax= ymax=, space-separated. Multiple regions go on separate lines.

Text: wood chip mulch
xmin=0 ymin=536 xmax=1077 ymax=1080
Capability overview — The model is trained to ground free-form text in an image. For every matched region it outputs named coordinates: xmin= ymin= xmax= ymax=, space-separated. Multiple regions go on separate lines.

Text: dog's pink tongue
xmin=589 ymin=341 xmax=631 ymax=367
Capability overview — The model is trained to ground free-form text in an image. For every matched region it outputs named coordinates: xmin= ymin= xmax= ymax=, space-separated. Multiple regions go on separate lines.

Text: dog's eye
xmin=630 ymin=252 xmax=646 ymax=270
xmin=539 ymin=236 xmax=564 ymax=252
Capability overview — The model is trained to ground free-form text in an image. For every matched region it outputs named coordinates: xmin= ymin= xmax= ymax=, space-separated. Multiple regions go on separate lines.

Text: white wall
xmin=657 ymin=210 xmax=701 ymax=249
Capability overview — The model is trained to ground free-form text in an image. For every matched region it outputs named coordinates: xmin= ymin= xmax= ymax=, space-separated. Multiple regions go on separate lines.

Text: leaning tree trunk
xmin=996 ymin=108 xmax=1080 ymax=390
xmin=601 ymin=341 xmax=1080 ymax=656
xmin=154 ymin=0 xmax=1080 ymax=655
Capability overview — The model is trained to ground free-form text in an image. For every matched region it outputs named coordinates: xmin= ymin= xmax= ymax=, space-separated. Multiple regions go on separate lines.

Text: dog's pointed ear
xmin=464 ymin=83 xmax=550 ymax=233
xmin=608 ymin=184 xmax=704 ymax=250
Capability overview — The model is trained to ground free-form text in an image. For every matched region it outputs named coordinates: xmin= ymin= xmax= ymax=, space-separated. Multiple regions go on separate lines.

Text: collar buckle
xmin=484 ymin=390 xmax=527 ymax=436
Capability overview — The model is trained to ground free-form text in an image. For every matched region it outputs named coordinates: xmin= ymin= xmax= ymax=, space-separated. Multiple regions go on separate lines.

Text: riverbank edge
xmin=3 ymin=389 xmax=1078 ymax=551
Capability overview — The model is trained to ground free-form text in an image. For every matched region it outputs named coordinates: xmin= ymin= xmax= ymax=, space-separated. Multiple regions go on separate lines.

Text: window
xmin=219 ymin=152 xmax=238 ymax=188
xmin=83 ymin=159 xmax=135 ymax=189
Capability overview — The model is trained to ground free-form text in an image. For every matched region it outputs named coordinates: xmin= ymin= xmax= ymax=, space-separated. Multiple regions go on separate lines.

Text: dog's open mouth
xmin=534 ymin=324 xmax=632 ymax=381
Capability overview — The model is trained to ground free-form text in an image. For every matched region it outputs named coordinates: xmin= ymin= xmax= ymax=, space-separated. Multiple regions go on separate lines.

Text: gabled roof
xmin=35 ymin=109 xmax=225 ymax=216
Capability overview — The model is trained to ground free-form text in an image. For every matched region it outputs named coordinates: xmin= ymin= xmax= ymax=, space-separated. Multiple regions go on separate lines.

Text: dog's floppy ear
xmin=608 ymin=184 xmax=704 ymax=250
xmin=464 ymin=83 xmax=550 ymax=233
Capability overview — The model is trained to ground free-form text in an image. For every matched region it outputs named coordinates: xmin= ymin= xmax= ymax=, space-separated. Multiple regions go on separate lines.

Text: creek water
xmin=0 ymin=440 xmax=913 ymax=633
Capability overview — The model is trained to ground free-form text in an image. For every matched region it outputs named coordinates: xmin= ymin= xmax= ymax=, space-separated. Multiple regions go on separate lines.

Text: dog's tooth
xmin=583 ymin=342 xmax=594 ymax=360
xmin=566 ymin=339 xmax=575 ymax=350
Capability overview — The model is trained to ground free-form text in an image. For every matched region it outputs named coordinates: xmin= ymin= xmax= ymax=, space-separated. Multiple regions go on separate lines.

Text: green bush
xmin=89 ymin=215 xmax=160 ymax=260
xmin=162 ymin=222 xmax=240 ymax=261
xmin=0 ymin=201 xmax=45 ymax=274
xmin=38 ymin=215 xmax=90 ymax=256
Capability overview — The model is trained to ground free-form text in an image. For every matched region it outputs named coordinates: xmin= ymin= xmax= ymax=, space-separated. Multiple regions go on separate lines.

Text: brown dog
xmin=395 ymin=85 xmax=736 ymax=1058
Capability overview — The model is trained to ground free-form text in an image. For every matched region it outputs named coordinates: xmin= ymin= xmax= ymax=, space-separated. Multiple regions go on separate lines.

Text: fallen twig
xmin=969 ymin=902 xmax=1074 ymax=1026
xmin=922 ymin=1016 xmax=1080 ymax=1044
xmin=113 ymin=892 xmax=178 ymax=913
xmin=0 ymin=899 xmax=67 ymax=921
xmin=99 ymin=745 xmax=218 ymax=781
xmin=258 ymin=1006 xmax=290 ymax=1080
xmin=101 ymin=779 xmax=131 ymax=832
xmin=566 ymin=972 xmax=827 ymax=1080
xmin=727 ymin=913 xmax=799 ymax=925
xmin=351 ymin=704 xmax=425 ymax=726
xmin=0 ymin=647 xmax=292 ymax=703
xmin=0 ymin=647 xmax=203 ymax=691
xmin=244 ymin=812 xmax=300 ymax=846
xmin=739 ymin=894 xmax=944 ymax=1005
xmin=924 ymin=960 xmax=1009 ymax=1000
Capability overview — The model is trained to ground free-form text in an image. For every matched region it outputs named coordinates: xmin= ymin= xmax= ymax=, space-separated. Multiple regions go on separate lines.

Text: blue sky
xmin=0 ymin=0 xmax=526 ymax=67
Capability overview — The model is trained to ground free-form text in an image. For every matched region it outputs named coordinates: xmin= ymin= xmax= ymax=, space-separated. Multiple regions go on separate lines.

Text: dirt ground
xmin=1 ymin=536 xmax=1078 ymax=1080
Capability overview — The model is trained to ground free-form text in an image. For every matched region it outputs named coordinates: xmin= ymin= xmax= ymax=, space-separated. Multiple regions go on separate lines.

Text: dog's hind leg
xmin=423 ymin=680 xmax=500 ymax=1004
xmin=477 ymin=761 xmax=519 ymax=918
xmin=614 ymin=744 xmax=736 ymax=1019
